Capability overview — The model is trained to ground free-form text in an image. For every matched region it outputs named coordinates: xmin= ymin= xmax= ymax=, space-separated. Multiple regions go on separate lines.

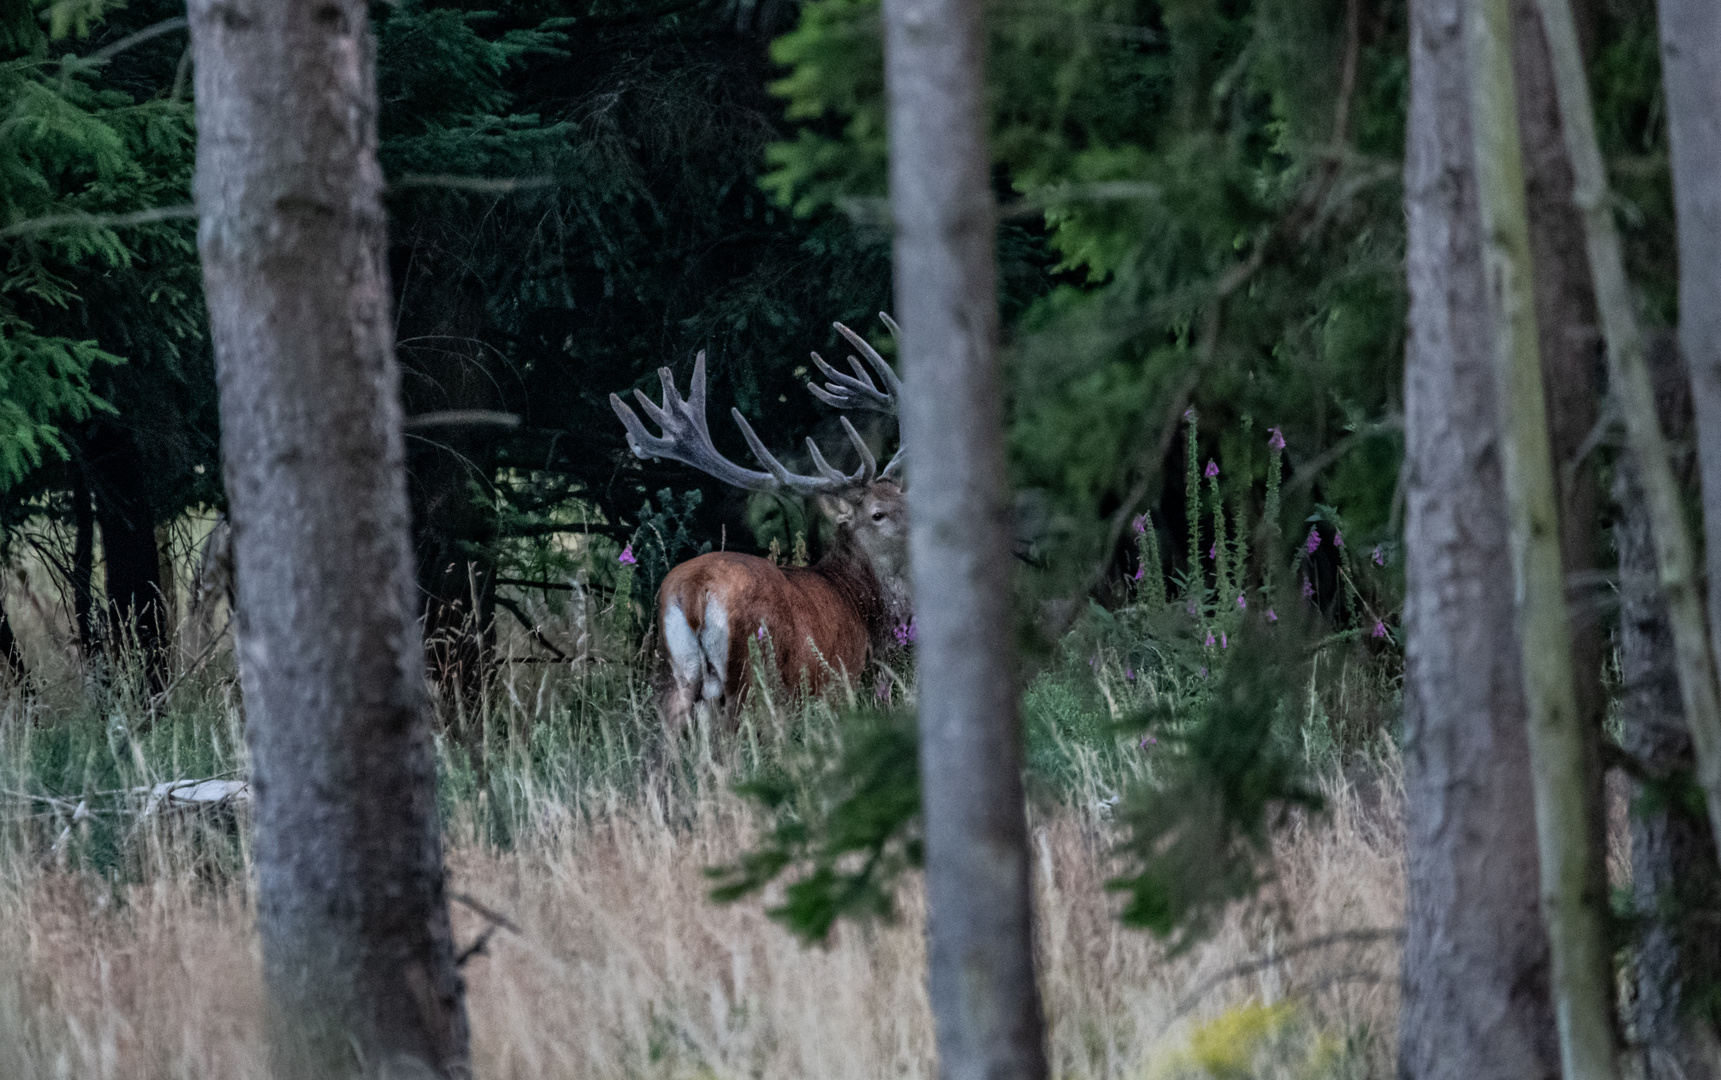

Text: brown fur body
xmin=655 ymin=482 xmax=907 ymax=732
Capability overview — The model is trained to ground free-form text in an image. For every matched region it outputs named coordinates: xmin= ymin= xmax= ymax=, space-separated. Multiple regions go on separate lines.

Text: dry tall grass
xmin=0 ymin=743 xmax=1403 ymax=1079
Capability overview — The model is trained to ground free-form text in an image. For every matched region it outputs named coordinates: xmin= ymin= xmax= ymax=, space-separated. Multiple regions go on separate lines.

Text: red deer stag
xmin=610 ymin=320 xmax=909 ymax=731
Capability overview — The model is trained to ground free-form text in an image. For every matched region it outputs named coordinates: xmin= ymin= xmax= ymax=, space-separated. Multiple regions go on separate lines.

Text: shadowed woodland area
xmin=2 ymin=0 xmax=1720 ymax=1076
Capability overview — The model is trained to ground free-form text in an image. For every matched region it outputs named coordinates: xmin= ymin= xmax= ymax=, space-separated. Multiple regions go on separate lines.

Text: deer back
xmin=658 ymin=552 xmax=876 ymax=702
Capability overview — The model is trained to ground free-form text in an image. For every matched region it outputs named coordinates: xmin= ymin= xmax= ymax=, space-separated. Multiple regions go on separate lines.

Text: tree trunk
xmin=1511 ymin=0 xmax=1611 ymax=1026
xmin=881 ymin=0 xmax=1048 ymax=1075
xmin=86 ymin=422 xmax=166 ymax=685
xmin=71 ymin=466 xmax=94 ymax=655
xmin=1617 ymin=334 xmax=1721 ymax=1079
xmin=1398 ymin=1 xmax=1561 ymax=1075
xmin=188 ymin=0 xmax=470 ymax=1075
xmin=1466 ymin=0 xmax=1619 ymax=1073
xmin=1658 ymin=0 xmax=1721 ymax=706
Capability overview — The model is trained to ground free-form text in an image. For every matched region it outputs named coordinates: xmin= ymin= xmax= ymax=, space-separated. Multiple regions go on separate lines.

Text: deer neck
xmin=815 ymin=535 xmax=910 ymax=643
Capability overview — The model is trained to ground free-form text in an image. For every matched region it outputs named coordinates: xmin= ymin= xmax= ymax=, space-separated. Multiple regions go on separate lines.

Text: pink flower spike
xmin=1132 ymin=514 xmax=1149 ymax=535
xmin=1267 ymin=426 xmax=1286 ymax=452
xmin=1133 ymin=564 xmax=1145 ymax=581
xmin=1221 ymin=631 xmax=1229 ymax=649
xmin=1334 ymin=530 xmax=1345 ymax=548
xmin=1205 ymin=459 xmax=1220 ymax=479
xmin=1236 ymin=594 xmax=1247 ymax=610
xmin=1372 ymin=545 xmax=1385 ymax=566
xmin=1302 ymin=576 xmax=1315 ymax=599
xmin=1305 ymin=528 xmax=1320 ymax=554
xmin=1204 ymin=630 xmax=1216 ymax=647
xmin=618 ymin=543 xmax=637 ymax=566
xmin=1186 ymin=600 xmax=1199 ymax=617
xmin=1372 ymin=619 xmax=1387 ymax=639
xmin=757 ymin=624 xmax=767 ymax=641
xmin=1208 ymin=542 xmax=1217 ymax=560
xmin=1125 ymin=668 xmax=1136 ymax=682
xmin=1267 ymin=608 xmax=1278 ymax=623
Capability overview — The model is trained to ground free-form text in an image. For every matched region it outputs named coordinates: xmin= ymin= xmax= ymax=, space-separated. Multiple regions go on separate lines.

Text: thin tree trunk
xmin=1617 ymin=333 xmax=1721 ymax=1079
xmin=71 ymin=467 xmax=94 ymax=655
xmin=87 ymin=422 xmax=166 ymax=686
xmin=1465 ymin=0 xmax=1619 ymax=1074
xmin=1398 ymin=1 xmax=1560 ymax=1074
xmin=1655 ymin=0 xmax=1721 ymax=838
xmin=188 ymin=1 xmax=470 ymax=1075
xmin=1511 ymin=0 xmax=1609 ymax=979
xmin=881 ymin=0 xmax=1048 ymax=1075
xmin=1530 ymin=0 xmax=1721 ymax=860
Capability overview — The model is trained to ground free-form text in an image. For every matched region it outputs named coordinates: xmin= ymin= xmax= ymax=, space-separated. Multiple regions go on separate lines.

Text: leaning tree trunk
xmin=881 ymin=0 xmax=1049 ymax=1075
xmin=1617 ymin=334 xmax=1721 ymax=1079
xmin=188 ymin=1 xmax=470 ymax=1076
xmin=1398 ymin=1 xmax=1560 ymax=1076
xmin=1657 ymin=0 xmax=1721 ymax=694
xmin=1465 ymin=0 xmax=1619 ymax=1074
xmin=1511 ymin=0 xmax=1609 ymax=955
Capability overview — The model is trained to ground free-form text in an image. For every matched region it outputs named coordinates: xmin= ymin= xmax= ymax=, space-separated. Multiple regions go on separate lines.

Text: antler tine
xmin=833 ymin=321 xmax=904 ymax=412
xmin=807 ymin=349 xmax=893 ymax=413
xmin=879 ymin=445 xmax=906 ymax=482
xmin=609 ymin=394 xmax=660 ymax=459
xmin=805 ymin=437 xmax=854 ymax=484
xmin=838 ymin=416 xmax=878 ymax=482
xmin=732 ymin=407 xmax=846 ymax=495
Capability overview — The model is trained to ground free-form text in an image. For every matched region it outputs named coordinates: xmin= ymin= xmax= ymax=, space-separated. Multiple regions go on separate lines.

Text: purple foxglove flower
xmin=1184 ymin=407 xmax=1196 ymax=422
xmin=1267 ymin=608 xmax=1278 ymax=622
xmin=1236 ymin=594 xmax=1247 ymax=610
xmin=1334 ymin=530 xmax=1344 ymax=548
xmin=1125 ymin=667 xmax=1136 ymax=682
xmin=1199 ymin=666 xmax=1209 ymax=679
xmin=1372 ymin=619 xmax=1387 ymax=639
xmin=1305 ymin=528 xmax=1320 ymax=554
xmin=1132 ymin=514 xmax=1149 ymax=535
xmin=1221 ymin=631 xmax=1229 ymax=649
xmin=1267 ymin=426 xmax=1286 ymax=452
xmin=1204 ymin=630 xmax=1216 ymax=647
xmin=1372 ymin=545 xmax=1385 ymax=566
xmin=1205 ymin=459 xmax=1219 ymax=479
xmin=1186 ymin=600 xmax=1199 ymax=616
xmin=758 ymin=624 xmax=767 ymax=641
xmin=1133 ymin=564 xmax=1145 ymax=581
xmin=618 ymin=544 xmax=637 ymax=566
xmin=1302 ymin=576 xmax=1315 ymax=599
xmin=1208 ymin=542 xmax=1217 ymax=560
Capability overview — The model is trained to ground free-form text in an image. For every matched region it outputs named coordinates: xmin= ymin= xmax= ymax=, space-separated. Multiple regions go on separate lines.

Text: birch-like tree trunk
xmin=1657 ymin=0 xmax=1721 ymax=688
xmin=1398 ymin=1 xmax=1560 ymax=1075
xmin=881 ymin=0 xmax=1048 ymax=1076
xmin=1465 ymin=0 xmax=1619 ymax=1075
xmin=188 ymin=1 xmax=470 ymax=1075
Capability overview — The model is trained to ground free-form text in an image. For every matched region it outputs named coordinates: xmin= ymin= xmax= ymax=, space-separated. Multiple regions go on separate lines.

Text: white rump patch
xmin=662 ymin=603 xmax=703 ymax=688
xmin=662 ymin=598 xmax=730 ymax=706
xmin=699 ymin=598 xmax=729 ymax=702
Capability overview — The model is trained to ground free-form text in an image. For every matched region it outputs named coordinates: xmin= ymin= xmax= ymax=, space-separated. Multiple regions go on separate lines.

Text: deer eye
xmin=871 ymin=509 xmax=887 ymax=521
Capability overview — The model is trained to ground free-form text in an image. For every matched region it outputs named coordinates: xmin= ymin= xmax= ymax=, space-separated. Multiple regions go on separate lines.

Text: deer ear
xmin=818 ymin=492 xmax=854 ymax=525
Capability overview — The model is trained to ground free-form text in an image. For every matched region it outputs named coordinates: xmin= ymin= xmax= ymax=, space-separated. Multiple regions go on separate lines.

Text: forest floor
xmin=0 ymin=564 xmax=1407 ymax=1080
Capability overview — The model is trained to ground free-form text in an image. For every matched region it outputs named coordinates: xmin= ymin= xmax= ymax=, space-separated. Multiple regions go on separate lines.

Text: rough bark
xmin=188 ymin=0 xmax=470 ymax=1075
xmin=1466 ymin=0 xmax=1620 ymax=1073
xmin=881 ymin=0 xmax=1048 ymax=1075
xmin=1658 ymin=0 xmax=1721 ymax=698
xmin=1618 ymin=334 xmax=1721 ymax=1080
xmin=1398 ymin=2 xmax=1561 ymax=1076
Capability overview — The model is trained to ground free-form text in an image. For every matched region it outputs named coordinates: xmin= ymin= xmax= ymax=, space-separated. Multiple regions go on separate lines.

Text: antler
xmin=610 ymin=341 xmax=897 ymax=496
